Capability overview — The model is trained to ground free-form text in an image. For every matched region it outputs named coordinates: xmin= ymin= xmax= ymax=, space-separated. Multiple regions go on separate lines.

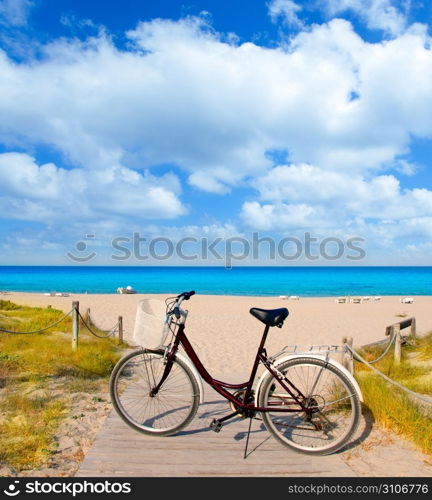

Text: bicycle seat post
xmin=242 ymin=324 xmax=270 ymax=403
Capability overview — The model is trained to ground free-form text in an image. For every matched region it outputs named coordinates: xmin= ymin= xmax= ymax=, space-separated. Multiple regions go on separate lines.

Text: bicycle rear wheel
xmin=110 ymin=349 xmax=200 ymax=436
xmin=258 ymin=357 xmax=361 ymax=455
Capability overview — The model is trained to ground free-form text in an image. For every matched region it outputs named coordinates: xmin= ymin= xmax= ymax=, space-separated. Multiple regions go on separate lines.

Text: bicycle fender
xmin=254 ymin=354 xmax=363 ymax=406
xmin=174 ymin=351 xmax=205 ymax=404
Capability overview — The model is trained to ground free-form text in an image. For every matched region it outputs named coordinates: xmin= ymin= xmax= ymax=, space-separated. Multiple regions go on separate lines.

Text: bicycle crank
xmin=229 ymin=389 xmax=256 ymax=419
xmin=209 ymin=410 xmax=241 ymax=433
xmin=210 ymin=419 xmax=223 ymax=433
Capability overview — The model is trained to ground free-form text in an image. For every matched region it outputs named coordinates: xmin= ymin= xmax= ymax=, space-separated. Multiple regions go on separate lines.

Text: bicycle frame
xmin=111 ymin=292 xmax=361 ymax=456
xmin=152 ymin=322 xmax=309 ymax=414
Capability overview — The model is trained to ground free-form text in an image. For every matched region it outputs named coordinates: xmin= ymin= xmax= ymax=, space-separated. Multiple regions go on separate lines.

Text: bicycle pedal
xmin=210 ymin=418 xmax=223 ymax=433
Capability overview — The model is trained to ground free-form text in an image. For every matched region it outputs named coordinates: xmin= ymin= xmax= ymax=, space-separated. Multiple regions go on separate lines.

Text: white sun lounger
xmin=335 ymin=297 xmax=347 ymax=303
xmin=400 ymin=297 xmax=414 ymax=304
xmin=117 ymin=286 xmax=137 ymax=294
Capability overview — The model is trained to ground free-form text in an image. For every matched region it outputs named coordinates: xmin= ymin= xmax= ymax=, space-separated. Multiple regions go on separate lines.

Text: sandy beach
xmin=2 ymin=291 xmax=432 ymax=477
xmin=4 ymin=292 xmax=431 ymax=379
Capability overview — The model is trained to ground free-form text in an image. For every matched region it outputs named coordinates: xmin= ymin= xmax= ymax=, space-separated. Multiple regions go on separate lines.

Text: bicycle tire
xmin=110 ymin=349 xmax=200 ymax=436
xmin=258 ymin=357 xmax=361 ymax=455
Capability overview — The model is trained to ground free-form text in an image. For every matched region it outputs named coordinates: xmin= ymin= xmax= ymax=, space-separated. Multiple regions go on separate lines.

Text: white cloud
xmin=0 ymin=16 xmax=430 ymax=196
xmin=0 ymin=0 xmax=33 ymax=27
xmin=140 ymin=222 xmax=244 ymax=242
xmin=188 ymin=171 xmax=231 ymax=194
xmin=241 ymin=201 xmax=317 ymax=230
xmin=241 ymin=163 xmax=432 ymax=236
xmin=268 ymin=0 xmax=304 ymax=28
xmin=0 ymin=152 xmax=186 ymax=222
xmin=0 ymin=219 xmax=246 ymax=265
xmin=324 ymin=0 xmax=409 ymax=36
xmin=393 ymin=159 xmax=417 ymax=176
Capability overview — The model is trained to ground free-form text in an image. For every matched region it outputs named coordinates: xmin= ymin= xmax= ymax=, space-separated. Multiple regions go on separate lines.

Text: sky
xmin=1 ymin=0 xmax=432 ymax=265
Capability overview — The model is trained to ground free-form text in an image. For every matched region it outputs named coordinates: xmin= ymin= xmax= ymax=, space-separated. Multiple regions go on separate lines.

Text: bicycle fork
xmin=149 ymin=345 xmax=177 ymax=397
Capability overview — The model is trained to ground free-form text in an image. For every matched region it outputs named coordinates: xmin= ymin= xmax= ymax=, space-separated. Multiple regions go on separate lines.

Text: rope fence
xmin=0 ymin=309 xmax=73 ymax=335
xmin=347 ymin=344 xmax=432 ymax=406
xmin=78 ymin=309 xmax=119 ymax=339
xmin=87 ymin=311 xmax=119 ymax=336
xmin=0 ymin=301 xmax=124 ymax=349
xmin=342 ymin=317 xmax=432 ymax=407
xmin=360 ymin=329 xmax=397 ymax=365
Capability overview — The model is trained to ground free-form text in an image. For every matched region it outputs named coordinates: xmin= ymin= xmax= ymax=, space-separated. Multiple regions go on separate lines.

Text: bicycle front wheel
xmin=258 ymin=357 xmax=361 ymax=455
xmin=110 ymin=349 xmax=200 ymax=436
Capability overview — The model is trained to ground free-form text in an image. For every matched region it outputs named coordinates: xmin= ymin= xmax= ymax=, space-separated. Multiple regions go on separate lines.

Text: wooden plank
xmin=398 ymin=318 xmax=413 ymax=331
xmin=72 ymin=301 xmax=79 ymax=350
xmin=342 ymin=336 xmax=354 ymax=374
xmin=118 ymin=316 xmax=123 ymax=344
xmin=411 ymin=317 xmax=417 ymax=345
xmin=394 ymin=324 xmax=401 ymax=363
xmin=76 ymin=396 xmax=355 ymax=477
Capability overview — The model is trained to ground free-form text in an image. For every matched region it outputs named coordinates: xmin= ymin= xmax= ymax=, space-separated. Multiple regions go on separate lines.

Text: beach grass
xmin=0 ymin=391 xmax=67 ymax=470
xmin=0 ymin=299 xmax=72 ymax=336
xmin=0 ymin=300 xmax=124 ymax=471
xmin=356 ymin=332 xmax=432 ymax=455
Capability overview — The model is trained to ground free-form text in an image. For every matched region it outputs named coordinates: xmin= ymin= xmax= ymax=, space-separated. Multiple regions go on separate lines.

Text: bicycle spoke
xmin=260 ymin=358 xmax=360 ymax=454
xmin=111 ymin=350 xmax=199 ymax=435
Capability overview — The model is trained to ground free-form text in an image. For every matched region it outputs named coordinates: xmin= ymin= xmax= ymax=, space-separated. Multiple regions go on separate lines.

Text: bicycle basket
xmin=133 ymin=299 xmax=168 ymax=349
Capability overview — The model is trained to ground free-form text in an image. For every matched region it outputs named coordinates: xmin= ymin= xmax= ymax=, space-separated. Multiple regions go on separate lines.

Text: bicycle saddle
xmin=249 ymin=307 xmax=289 ymax=327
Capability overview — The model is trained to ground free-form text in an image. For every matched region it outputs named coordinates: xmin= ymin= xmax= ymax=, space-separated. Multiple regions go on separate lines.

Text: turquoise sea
xmin=0 ymin=266 xmax=431 ymax=296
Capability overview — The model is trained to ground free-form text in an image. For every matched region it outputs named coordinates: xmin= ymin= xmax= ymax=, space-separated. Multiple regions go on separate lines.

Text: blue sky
xmin=1 ymin=0 xmax=432 ymax=265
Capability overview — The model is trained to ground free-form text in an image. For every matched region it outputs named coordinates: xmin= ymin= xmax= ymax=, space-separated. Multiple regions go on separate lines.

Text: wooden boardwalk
xmin=77 ymin=392 xmax=355 ymax=477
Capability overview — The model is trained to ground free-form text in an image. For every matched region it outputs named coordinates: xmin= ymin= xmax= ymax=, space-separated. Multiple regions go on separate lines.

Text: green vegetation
xmin=356 ymin=332 xmax=432 ymax=455
xmin=0 ymin=300 xmax=124 ymax=471
xmin=0 ymin=392 xmax=66 ymax=470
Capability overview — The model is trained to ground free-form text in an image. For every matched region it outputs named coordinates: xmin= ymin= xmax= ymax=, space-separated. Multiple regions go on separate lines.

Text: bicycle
xmin=110 ymin=291 xmax=362 ymax=455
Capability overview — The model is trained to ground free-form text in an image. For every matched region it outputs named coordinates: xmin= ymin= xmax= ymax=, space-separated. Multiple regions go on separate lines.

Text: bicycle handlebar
xmin=169 ymin=291 xmax=195 ymax=319
xmin=177 ymin=290 xmax=196 ymax=300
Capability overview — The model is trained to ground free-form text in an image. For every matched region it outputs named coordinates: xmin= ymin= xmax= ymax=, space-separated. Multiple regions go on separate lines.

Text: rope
xmin=347 ymin=345 xmax=432 ymax=406
xmin=77 ymin=310 xmax=118 ymax=339
xmin=0 ymin=309 xmax=73 ymax=334
xmin=0 ymin=304 xmax=119 ymax=339
xmin=362 ymin=330 xmax=397 ymax=364
xmin=87 ymin=312 xmax=119 ymax=336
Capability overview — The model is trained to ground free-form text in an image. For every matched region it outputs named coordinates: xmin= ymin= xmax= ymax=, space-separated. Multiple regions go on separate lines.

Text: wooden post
xmin=118 ymin=316 xmax=123 ymax=345
xmin=394 ymin=323 xmax=401 ymax=363
xmin=72 ymin=301 xmax=79 ymax=351
xmin=411 ymin=317 xmax=417 ymax=345
xmin=342 ymin=336 xmax=354 ymax=374
xmin=85 ymin=307 xmax=91 ymax=323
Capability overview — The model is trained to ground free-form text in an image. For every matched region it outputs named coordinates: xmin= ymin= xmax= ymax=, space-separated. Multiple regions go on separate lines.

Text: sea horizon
xmin=1 ymin=265 xmax=432 ymax=297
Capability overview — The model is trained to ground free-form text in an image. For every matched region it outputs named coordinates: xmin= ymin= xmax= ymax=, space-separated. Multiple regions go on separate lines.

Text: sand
xmin=3 ymin=291 xmax=431 ymax=379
